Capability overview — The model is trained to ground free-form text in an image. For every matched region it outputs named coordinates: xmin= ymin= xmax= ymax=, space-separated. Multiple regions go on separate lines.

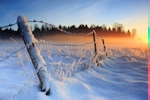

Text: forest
xmin=0 ymin=22 xmax=137 ymax=39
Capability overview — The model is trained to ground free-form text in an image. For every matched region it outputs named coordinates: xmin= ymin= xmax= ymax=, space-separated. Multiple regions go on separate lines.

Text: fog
xmin=37 ymin=34 xmax=147 ymax=48
xmin=37 ymin=34 xmax=93 ymax=43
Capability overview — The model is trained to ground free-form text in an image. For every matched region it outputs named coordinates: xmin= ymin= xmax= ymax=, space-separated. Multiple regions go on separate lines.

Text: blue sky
xmin=0 ymin=0 xmax=148 ymax=38
xmin=148 ymin=0 xmax=150 ymax=44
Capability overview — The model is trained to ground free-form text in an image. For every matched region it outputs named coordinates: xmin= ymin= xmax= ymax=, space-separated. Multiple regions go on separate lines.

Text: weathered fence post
xmin=17 ymin=16 xmax=50 ymax=95
xmin=102 ymin=37 xmax=108 ymax=56
xmin=92 ymin=30 xmax=99 ymax=66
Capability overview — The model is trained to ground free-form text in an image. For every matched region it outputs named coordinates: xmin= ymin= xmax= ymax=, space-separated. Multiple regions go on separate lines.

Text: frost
xmin=17 ymin=16 xmax=50 ymax=95
xmin=26 ymin=43 xmax=32 ymax=49
xmin=0 ymin=39 xmax=148 ymax=100
xmin=131 ymin=57 xmax=137 ymax=62
xmin=17 ymin=16 xmax=38 ymax=44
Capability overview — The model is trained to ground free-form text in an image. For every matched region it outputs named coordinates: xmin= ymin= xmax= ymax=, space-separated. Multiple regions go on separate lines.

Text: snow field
xmin=0 ymin=39 xmax=148 ymax=100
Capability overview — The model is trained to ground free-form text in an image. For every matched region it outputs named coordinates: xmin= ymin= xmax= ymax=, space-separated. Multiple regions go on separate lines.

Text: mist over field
xmin=36 ymin=34 xmax=147 ymax=48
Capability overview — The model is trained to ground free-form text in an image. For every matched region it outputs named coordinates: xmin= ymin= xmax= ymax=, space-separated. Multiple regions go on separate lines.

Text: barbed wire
xmin=38 ymin=41 xmax=95 ymax=47
xmin=0 ymin=19 xmax=106 ymax=62
xmin=28 ymin=20 xmax=106 ymax=52
xmin=0 ymin=40 xmax=102 ymax=63
xmin=0 ymin=23 xmax=17 ymax=29
xmin=28 ymin=20 xmax=94 ymax=36
xmin=28 ymin=20 xmax=106 ymax=46
xmin=0 ymin=20 xmax=102 ymax=39
xmin=0 ymin=46 xmax=26 ymax=62
xmin=38 ymin=41 xmax=103 ymax=50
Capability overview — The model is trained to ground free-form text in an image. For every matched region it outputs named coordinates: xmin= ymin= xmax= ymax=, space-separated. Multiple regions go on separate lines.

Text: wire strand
xmin=0 ymin=46 xmax=26 ymax=62
xmin=0 ymin=23 xmax=17 ymax=29
xmin=28 ymin=20 xmax=94 ymax=36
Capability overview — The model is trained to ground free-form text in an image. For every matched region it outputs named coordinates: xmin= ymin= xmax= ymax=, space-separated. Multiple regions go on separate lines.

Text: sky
xmin=0 ymin=0 xmax=148 ymax=38
xmin=149 ymin=0 xmax=150 ymax=27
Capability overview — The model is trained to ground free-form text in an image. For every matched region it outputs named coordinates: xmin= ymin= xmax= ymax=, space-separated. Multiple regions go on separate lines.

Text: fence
xmin=0 ymin=15 xmax=108 ymax=95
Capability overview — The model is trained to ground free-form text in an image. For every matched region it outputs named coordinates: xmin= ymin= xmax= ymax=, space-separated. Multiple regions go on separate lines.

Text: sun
xmin=142 ymin=36 xmax=148 ymax=44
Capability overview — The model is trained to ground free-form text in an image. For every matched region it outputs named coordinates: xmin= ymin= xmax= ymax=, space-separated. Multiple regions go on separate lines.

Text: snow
xmin=0 ymin=39 xmax=148 ymax=100
xmin=17 ymin=16 xmax=50 ymax=95
xmin=17 ymin=16 xmax=38 ymax=44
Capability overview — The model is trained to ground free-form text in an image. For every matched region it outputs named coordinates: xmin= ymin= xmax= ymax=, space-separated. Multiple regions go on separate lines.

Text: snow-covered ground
xmin=0 ymin=39 xmax=148 ymax=100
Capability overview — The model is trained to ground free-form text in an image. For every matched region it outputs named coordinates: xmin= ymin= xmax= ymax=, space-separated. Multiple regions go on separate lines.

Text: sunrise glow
xmin=0 ymin=0 xmax=148 ymax=38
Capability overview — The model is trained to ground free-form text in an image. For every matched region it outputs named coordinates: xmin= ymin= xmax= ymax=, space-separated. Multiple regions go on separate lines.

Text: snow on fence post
xmin=92 ymin=30 xmax=99 ymax=66
xmin=17 ymin=16 xmax=50 ymax=95
xmin=102 ymin=37 xmax=108 ymax=56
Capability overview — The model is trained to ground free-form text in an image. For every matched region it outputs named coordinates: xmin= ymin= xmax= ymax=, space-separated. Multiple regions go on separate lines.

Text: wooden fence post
xmin=92 ymin=30 xmax=99 ymax=66
xmin=102 ymin=37 xmax=108 ymax=56
xmin=17 ymin=16 xmax=50 ymax=95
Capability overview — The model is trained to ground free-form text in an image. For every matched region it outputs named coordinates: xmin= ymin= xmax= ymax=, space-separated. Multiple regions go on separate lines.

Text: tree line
xmin=0 ymin=22 xmax=136 ymax=39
